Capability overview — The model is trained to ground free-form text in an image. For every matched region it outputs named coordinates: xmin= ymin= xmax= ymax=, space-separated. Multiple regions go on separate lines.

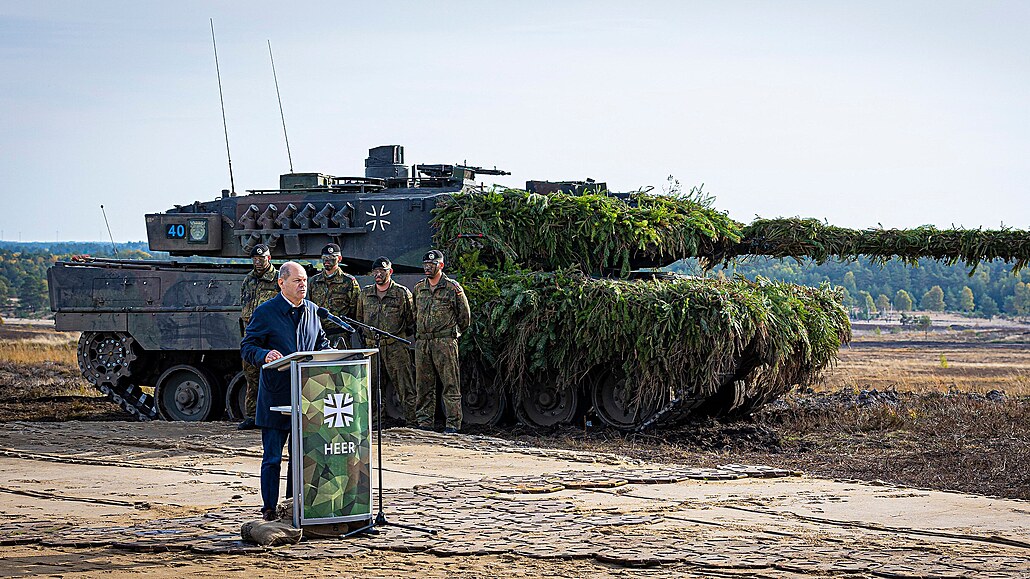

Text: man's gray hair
xmin=278 ymin=261 xmax=304 ymax=280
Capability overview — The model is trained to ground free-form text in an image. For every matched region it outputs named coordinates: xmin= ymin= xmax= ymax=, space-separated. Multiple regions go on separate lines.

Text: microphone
xmin=316 ymin=307 xmax=355 ymax=333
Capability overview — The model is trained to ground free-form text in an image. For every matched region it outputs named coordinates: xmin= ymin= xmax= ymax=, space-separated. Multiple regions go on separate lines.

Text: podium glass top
xmin=263 ymin=348 xmax=378 ymax=371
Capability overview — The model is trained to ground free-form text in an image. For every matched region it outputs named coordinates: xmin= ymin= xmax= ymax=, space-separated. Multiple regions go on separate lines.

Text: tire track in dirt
xmin=0 ymin=485 xmax=154 ymax=509
xmin=0 ymin=448 xmax=251 ymax=478
xmin=719 ymin=503 xmax=1030 ymax=550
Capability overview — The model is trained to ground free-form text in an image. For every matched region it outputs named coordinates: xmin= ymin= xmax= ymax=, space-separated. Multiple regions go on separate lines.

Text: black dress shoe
xmin=262 ymin=509 xmax=277 ymax=522
xmin=237 ymin=417 xmax=257 ymax=430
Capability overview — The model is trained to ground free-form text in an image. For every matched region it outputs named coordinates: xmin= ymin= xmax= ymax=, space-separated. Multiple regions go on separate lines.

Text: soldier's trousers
xmin=243 ymin=360 xmax=260 ymax=418
xmin=414 ymin=337 xmax=461 ymax=430
xmin=370 ymin=340 xmax=416 ymax=424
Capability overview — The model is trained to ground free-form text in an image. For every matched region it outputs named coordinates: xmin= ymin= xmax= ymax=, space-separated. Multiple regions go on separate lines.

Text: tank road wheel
xmin=462 ymin=381 xmax=508 ymax=427
xmin=516 ymin=382 xmax=579 ymax=428
xmin=591 ymin=372 xmax=665 ymax=431
xmin=77 ymin=332 xmax=138 ymax=385
xmin=155 ymin=365 xmax=223 ymax=422
xmin=224 ymin=371 xmax=247 ymax=422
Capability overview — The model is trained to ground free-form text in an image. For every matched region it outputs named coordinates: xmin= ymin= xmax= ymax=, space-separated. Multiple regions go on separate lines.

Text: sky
xmin=1 ymin=0 xmax=1028 ymax=242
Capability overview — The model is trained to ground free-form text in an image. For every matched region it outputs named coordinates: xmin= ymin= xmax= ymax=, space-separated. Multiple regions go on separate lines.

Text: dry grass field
xmin=0 ymin=322 xmax=115 ymax=421
xmin=823 ymin=342 xmax=1030 ymax=395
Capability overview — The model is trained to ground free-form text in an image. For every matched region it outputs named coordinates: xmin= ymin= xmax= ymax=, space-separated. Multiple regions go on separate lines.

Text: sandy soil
xmin=1 ymin=421 xmax=1029 ymax=578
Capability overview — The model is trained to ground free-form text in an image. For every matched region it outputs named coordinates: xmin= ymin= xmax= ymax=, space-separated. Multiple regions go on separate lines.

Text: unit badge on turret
xmin=188 ymin=218 xmax=209 ymax=243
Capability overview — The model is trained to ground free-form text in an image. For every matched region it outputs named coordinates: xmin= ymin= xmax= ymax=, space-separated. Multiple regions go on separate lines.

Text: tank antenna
xmin=210 ymin=18 xmax=235 ymax=194
xmin=100 ymin=204 xmax=118 ymax=256
xmin=267 ymin=40 xmax=294 ymax=173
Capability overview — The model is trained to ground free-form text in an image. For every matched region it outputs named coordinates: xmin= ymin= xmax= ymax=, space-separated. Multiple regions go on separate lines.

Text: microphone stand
xmin=335 ymin=314 xmax=436 ymax=538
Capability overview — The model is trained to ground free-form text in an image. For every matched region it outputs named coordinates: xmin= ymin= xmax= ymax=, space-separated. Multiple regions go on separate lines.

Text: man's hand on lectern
xmin=265 ymin=350 xmax=283 ymax=364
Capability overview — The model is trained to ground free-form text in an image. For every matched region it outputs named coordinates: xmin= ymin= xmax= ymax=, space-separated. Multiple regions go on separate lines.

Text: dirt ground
xmin=2 ymin=422 xmax=1029 ymax=578
xmin=1 ymin=320 xmax=1029 ymax=576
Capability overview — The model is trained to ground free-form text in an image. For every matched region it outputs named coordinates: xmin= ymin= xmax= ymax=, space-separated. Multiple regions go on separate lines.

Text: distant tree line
xmin=4 ymin=241 xmax=1030 ymax=321
xmin=670 ymin=256 xmax=1030 ymax=320
xmin=0 ymin=241 xmax=154 ymax=317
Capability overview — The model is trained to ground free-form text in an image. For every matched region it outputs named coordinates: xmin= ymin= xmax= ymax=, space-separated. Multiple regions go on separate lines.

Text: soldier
xmin=238 ymin=244 xmax=279 ymax=430
xmin=413 ymin=249 xmax=470 ymax=433
xmin=355 ymin=256 xmax=416 ymax=424
xmin=308 ymin=243 xmax=360 ymax=346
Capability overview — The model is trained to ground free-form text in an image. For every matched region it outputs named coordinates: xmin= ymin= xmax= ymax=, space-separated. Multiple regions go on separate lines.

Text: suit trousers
xmin=260 ymin=427 xmax=293 ymax=513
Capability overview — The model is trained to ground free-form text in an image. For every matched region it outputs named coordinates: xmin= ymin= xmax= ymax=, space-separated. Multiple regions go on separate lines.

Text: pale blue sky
xmin=1 ymin=1 xmax=1027 ymax=242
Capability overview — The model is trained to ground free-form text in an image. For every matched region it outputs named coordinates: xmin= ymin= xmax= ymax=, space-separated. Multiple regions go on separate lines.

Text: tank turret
xmin=144 ymin=145 xmax=505 ymax=271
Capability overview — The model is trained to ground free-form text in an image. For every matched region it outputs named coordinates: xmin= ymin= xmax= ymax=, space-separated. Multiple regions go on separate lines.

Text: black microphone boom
xmin=316 ymin=307 xmax=355 ymax=333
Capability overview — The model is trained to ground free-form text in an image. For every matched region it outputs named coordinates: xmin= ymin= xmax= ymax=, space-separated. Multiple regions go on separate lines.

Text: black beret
xmin=422 ymin=249 xmax=444 ymax=263
xmin=250 ymin=244 xmax=270 ymax=257
xmin=321 ymin=243 xmax=341 ymax=257
xmin=372 ymin=256 xmax=392 ymax=270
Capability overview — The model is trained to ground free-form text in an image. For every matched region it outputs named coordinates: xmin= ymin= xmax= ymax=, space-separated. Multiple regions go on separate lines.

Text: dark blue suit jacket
xmin=240 ymin=293 xmax=329 ymax=430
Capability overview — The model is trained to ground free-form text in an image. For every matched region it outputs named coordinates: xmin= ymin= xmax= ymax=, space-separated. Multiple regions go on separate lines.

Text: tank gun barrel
xmin=731 ymin=218 xmax=1030 ymax=273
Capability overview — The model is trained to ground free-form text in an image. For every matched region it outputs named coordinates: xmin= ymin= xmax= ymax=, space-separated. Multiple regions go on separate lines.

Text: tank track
xmin=77 ymin=332 xmax=158 ymax=421
xmin=95 ymin=379 xmax=158 ymax=422
xmin=622 ymin=350 xmax=767 ymax=431
xmin=634 ymin=394 xmax=705 ymax=432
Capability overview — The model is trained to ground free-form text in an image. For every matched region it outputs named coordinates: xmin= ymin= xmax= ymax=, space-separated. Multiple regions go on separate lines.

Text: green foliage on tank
xmin=433 ymin=189 xmax=852 ymax=429
xmin=437 ymin=187 xmax=1030 ymax=275
xmin=434 ymin=186 xmax=740 ymax=276
xmin=432 ymin=186 xmax=1029 ymax=429
xmin=458 ymin=265 xmax=849 ymax=403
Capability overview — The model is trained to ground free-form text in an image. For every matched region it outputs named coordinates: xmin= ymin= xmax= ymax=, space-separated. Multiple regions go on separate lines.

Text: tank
xmin=49 ymin=144 xmax=1024 ymax=430
xmin=49 ymin=145 xmax=509 ymax=421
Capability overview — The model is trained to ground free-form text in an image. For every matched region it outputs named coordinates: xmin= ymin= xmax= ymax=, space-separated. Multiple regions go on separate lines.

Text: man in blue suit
xmin=240 ymin=261 xmax=329 ymax=521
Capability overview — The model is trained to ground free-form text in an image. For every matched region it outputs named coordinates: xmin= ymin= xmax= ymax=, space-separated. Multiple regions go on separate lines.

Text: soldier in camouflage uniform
xmin=355 ymin=256 xmax=416 ymax=424
xmin=413 ymin=249 xmax=470 ymax=433
xmin=238 ymin=244 xmax=279 ymax=430
xmin=308 ymin=243 xmax=360 ymax=347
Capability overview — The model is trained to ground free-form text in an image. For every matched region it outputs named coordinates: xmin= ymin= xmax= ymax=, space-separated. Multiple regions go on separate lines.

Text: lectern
xmin=265 ymin=348 xmax=377 ymax=529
